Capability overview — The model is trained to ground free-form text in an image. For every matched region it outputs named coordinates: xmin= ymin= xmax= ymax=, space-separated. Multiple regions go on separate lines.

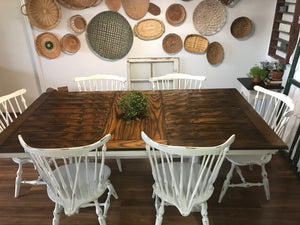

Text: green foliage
xmin=272 ymin=61 xmax=286 ymax=72
xmin=118 ymin=91 xmax=148 ymax=123
xmin=260 ymin=60 xmax=286 ymax=72
xmin=248 ymin=66 xmax=269 ymax=80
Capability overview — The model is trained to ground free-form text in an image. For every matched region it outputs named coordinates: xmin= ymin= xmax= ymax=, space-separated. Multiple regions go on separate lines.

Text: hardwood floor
xmin=1 ymin=153 xmax=300 ymax=225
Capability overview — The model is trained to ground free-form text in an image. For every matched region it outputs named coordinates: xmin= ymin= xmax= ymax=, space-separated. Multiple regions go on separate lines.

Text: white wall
xmin=1 ymin=0 xmax=276 ymax=104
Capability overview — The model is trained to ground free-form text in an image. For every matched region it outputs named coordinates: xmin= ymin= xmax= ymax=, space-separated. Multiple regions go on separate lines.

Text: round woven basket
xmin=206 ymin=42 xmax=224 ymax=65
xmin=61 ymin=34 xmax=81 ymax=54
xmin=162 ymin=33 xmax=182 ymax=54
xmin=231 ymin=17 xmax=252 ymax=39
xmin=105 ymin=0 xmax=121 ymax=11
xmin=57 ymin=0 xmax=98 ymax=9
xmin=23 ymin=0 xmax=61 ymax=30
xmin=193 ymin=0 xmax=226 ymax=36
xmin=86 ymin=11 xmax=133 ymax=60
xmin=166 ymin=4 xmax=186 ymax=26
xmin=148 ymin=3 xmax=161 ymax=16
xmin=70 ymin=15 xmax=87 ymax=34
xmin=134 ymin=18 xmax=165 ymax=40
xmin=35 ymin=32 xmax=61 ymax=59
xmin=121 ymin=0 xmax=150 ymax=19
xmin=184 ymin=34 xmax=209 ymax=53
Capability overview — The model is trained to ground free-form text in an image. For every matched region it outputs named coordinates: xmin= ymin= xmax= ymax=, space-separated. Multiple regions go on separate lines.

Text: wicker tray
xmin=231 ymin=17 xmax=252 ymax=39
xmin=70 ymin=15 xmax=87 ymax=34
xmin=148 ymin=3 xmax=161 ymax=16
xmin=193 ymin=0 xmax=226 ymax=36
xmin=206 ymin=42 xmax=224 ymax=65
xmin=121 ymin=0 xmax=149 ymax=19
xmin=162 ymin=33 xmax=182 ymax=54
xmin=184 ymin=34 xmax=209 ymax=53
xmin=61 ymin=34 xmax=81 ymax=54
xmin=86 ymin=11 xmax=133 ymax=60
xmin=57 ymin=0 xmax=98 ymax=9
xmin=105 ymin=0 xmax=121 ymax=12
xmin=134 ymin=18 xmax=165 ymax=40
xmin=35 ymin=32 xmax=61 ymax=59
xmin=166 ymin=4 xmax=186 ymax=26
xmin=22 ymin=0 xmax=61 ymax=30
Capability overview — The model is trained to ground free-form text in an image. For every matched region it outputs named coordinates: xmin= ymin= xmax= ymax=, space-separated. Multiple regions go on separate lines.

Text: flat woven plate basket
xmin=184 ymin=34 xmax=209 ymax=53
xmin=35 ymin=32 xmax=61 ymax=59
xmin=231 ymin=17 xmax=252 ymax=38
xmin=148 ymin=3 xmax=161 ymax=16
xmin=57 ymin=0 xmax=99 ymax=9
xmin=206 ymin=42 xmax=224 ymax=65
xmin=134 ymin=18 xmax=165 ymax=40
xmin=193 ymin=0 xmax=226 ymax=36
xmin=70 ymin=15 xmax=87 ymax=34
xmin=23 ymin=0 xmax=61 ymax=30
xmin=121 ymin=0 xmax=150 ymax=19
xmin=86 ymin=11 xmax=133 ymax=60
xmin=162 ymin=33 xmax=182 ymax=54
xmin=105 ymin=0 xmax=121 ymax=12
xmin=166 ymin=4 xmax=186 ymax=25
xmin=61 ymin=34 xmax=81 ymax=54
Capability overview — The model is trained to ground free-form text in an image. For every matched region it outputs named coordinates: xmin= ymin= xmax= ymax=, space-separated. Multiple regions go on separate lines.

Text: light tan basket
xmin=193 ymin=0 xmax=226 ymax=36
xmin=61 ymin=34 xmax=81 ymax=54
xmin=134 ymin=18 xmax=165 ymax=40
xmin=105 ymin=0 xmax=121 ymax=11
xmin=35 ymin=32 xmax=61 ymax=59
xmin=166 ymin=4 xmax=186 ymax=26
xmin=206 ymin=42 xmax=224 ymax=65
xmin=184 ymin=34 xmax=209 ymax=53
xmin=57 ymin=0 xmax=99 ymax=9
xmin=22 ymin=0 xmax=61 ymax=30
xmin=121 ymin=0 xmax=150 ymax=19
xmin=231 ymin=17 xmax=252 ymax=39
xmin=70 ymin=15 xmax=87 ymax=34
xmin=162 ymin=33 xmax=182 ymax=54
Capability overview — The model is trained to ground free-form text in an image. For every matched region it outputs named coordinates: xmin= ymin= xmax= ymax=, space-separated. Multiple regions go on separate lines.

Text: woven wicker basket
xmin=61 ymin=34 xmax=81 ymax=54
xmin=166 ymin=4 xmax=186 ymax=26
xmin=148 ymin=2 xmax=161 ymax=16
xmin=121 ymin=0 xmax=149 ymax=19
xmin=57 ymin=0 xmax=98 ymax=9
xmin=231 ymin=17 xmax=252 ymax=39
xmin=184 ymin=34 xmax=209 ymax=53
xmin=35 ymin=32 xmax=61 ymax=59
xmin=206 ymin=42 xmax=224 ymax=65
xmin=70 ymin=15 xmax=87 ymax=34
xmin=134 ymin=18 xmax=165 ymax=40
xmin=22 ymin=0 xmax=61 ymax=30
xmin=162 ymin=33 xmax=182 ymax=54
xmin=105 ymin=0 xmax=121 ymax=11
xmin=193 ymin=0 xmax=226 ymax=36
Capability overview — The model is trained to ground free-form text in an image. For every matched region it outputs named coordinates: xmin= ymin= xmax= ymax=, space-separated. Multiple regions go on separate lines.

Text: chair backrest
xmin=141 ymin=131 xmax=235 ymax=215
xmin=18 ymin=134 xmax=111 ymax=216
xmin=149 ymin=73 xmax=206 ymax=90
xmin=253 ymin=85 xmax=295 ymax=138
xmin=0 ymin=89 xmax=27 ymax=133
xmin=74 ymin=74 xmax=127 ymax=91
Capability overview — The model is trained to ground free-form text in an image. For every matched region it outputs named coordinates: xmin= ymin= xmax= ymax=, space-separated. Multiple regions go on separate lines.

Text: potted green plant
xmin=271 ymin=61 xmax=286 ymax=80
xmin=248 ymin=65 xmax=269 ymax=83
xmin=117 ymin=90 xmax=148 ymax=123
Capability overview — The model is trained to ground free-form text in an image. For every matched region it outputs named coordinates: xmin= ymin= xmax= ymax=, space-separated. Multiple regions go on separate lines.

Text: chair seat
xmin=226 ymin=155 xmax=272 ymax=166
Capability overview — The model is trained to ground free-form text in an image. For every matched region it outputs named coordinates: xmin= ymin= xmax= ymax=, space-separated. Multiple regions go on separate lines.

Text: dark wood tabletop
xmin=0 ymin=89 xmax=287 ymax=155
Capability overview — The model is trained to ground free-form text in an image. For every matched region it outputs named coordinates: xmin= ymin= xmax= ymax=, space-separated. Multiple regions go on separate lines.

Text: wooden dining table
xmin=0 ymin=89 xmax=287 ymax=158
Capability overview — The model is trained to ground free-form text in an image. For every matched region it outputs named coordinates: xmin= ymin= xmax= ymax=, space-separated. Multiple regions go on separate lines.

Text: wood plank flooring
xmin=1 ymin=153 xmax=300 ymax=225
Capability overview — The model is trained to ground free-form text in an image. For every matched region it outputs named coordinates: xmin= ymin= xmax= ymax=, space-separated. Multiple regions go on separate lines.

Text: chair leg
xmin=201 ymin=202 xmax=209 ymax=225
xmin=94 ymin=199 xmax=106 ymax=225
xmin=103 ymin=183 xmax=118 ymax=217
xmin=52 ymin=203 xmax=62 ymax=225
xmin=116 ymin=158 xmax=122 ymax=172
xmin=235 ymin=166 xmax=246 ymax=183
xmin=218 ymin=163 xmax=235 ymax=203
xmin=261 ymin=164 xmax=270 ymax=200
xmin=155 ymin=199 xmax=164 ymax=225
xmin=14 ymin=160 xmax=23 ymax=198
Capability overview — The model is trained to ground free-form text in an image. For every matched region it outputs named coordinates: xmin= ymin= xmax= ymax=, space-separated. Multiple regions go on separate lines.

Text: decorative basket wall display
xmin=206 ymin=42 xmax=224 ymax=65
xmin=86 ymin=11 xmax=133 ymax=60
xmin=22 ymin=0 xmax=61 ymax=30
xmin=61 ymin=34 xmax=81 ymax=54
xmin=134 ymin=19 xmax=165 ymax=40
xmin=166 ymin=4 xmax=186 ymax=26
xmin=193 ymin=0 xmax=226 ymax=36
xmin=121 ymin=0 xmax=150 ymax=19
xmin=184 ymin=34 xmax=209 ymax=53
xmin=57 ymin=0 xmax=100 ymax=9
xmin=162 ymin=33 xmax=182 ymax=54
xmin=105 ymin=0 xmax=121 ymax=12
xmin=70 ymin=15 xmax=87 ymax=34
xmin=231 ymin=17 xmax=252 ymax=39
xmin=35 ymin=32 xmax=61 ymax=59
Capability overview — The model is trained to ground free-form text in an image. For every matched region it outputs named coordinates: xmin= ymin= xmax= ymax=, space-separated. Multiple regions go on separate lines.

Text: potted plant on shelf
xmin=117 ymin=90 xmax=148 ymax=123
xmin=271 ymin=61 xmax=286 ymax=80
xmin=248 ymin=65 xmax=269 ymax=83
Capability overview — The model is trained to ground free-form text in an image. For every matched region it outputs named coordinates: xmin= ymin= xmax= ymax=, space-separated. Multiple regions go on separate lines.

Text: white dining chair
xmin=149 ymin=73 xmax=206 ymax=90
xmin=141 ymin=131 xmax=235 ymax=225
xmin=218 ymin=85 xmax=295 ymax=203
xmin=18 ymin=133 xmax=118 ymax=225
xmin=0 ymin=89 xmax=45 ymax=198
xmin=74 ymin=74 xmax=127 ymax=172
